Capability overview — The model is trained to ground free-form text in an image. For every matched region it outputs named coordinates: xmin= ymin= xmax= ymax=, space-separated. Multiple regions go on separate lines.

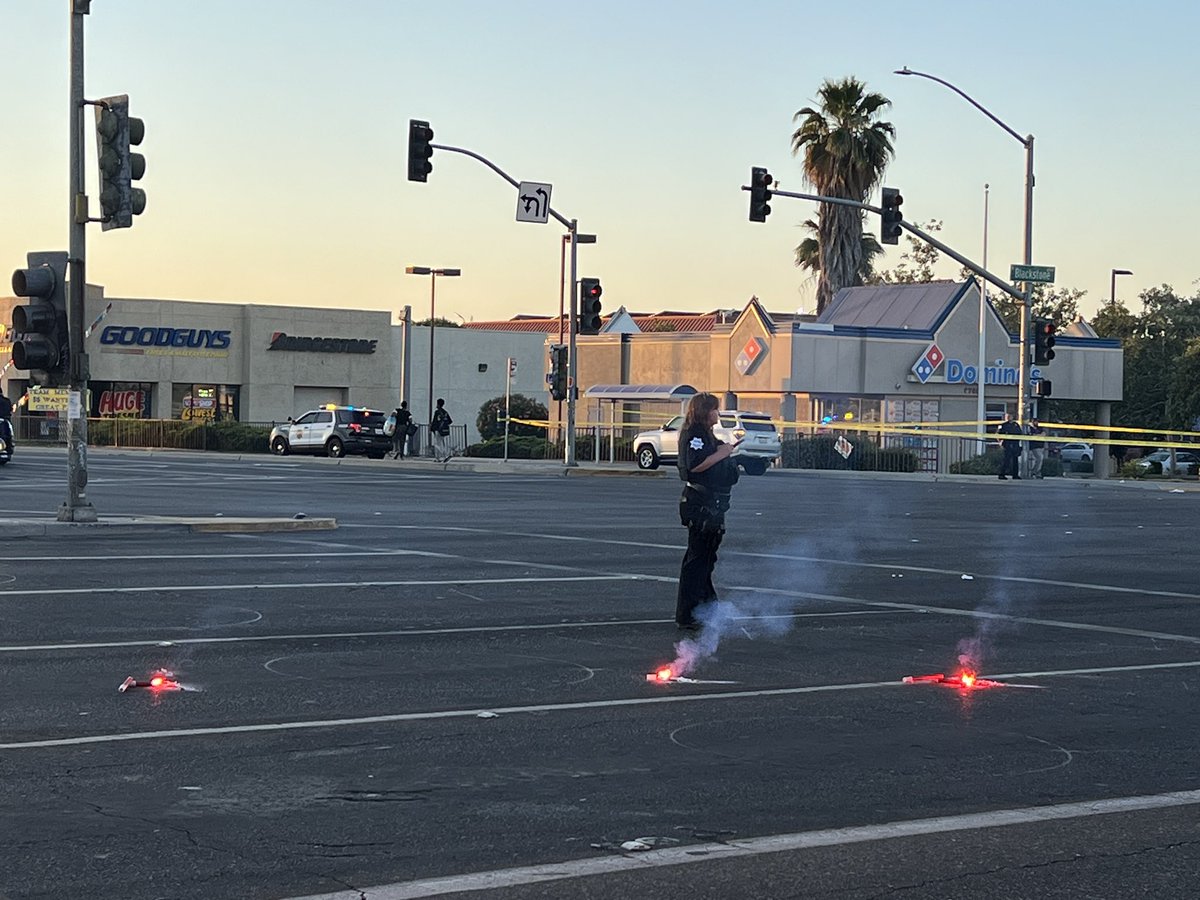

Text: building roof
xmin=462 ymin=312 xmax=726 ymax=334
xmin=816 ymin=281 xmax=971 ymax=331
xmin=583 ymin=384 xmax=698 ymax=401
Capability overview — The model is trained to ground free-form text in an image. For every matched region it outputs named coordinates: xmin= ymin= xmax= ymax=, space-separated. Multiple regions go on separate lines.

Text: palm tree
xmin=792 ymin=77 xmax=895 ymax=313
xmin=794 ymin=218 xmax=883 ymax=285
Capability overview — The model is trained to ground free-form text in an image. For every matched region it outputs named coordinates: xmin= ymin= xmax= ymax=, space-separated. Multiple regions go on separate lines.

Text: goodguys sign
xmin=99 ymin=325 xmax=232 ymax=358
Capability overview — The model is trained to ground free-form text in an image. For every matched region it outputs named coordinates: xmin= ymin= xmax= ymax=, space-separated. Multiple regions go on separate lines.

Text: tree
xmin=792 ymin=77 xmax=895 ymax=314
xmin=476 ymin=394 xmax=548 ymax=441
xmin=794 ymin=218 xmax=883 ymax=284
xmin=873 ymin=220 xmax=945 ymax=284
xmin=414 ymin=317 xmax=460 ymax=327
xmin=986 ymin=284 xmax=1086 ymax=334
xmin=1166 ymin=338 xmax=1200 ymax=430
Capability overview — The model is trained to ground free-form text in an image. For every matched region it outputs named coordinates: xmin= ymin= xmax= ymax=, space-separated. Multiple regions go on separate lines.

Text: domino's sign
xmin=911 ymin=342 xmax=1041 ymax=386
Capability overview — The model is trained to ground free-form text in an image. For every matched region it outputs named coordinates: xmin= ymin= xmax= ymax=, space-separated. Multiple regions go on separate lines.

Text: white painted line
xmin=351 ymin=524 xmax=1200 ymax=602
xmin=4 ymin=658 xmax=1199 ymax=751
xmin=0 ymin=610 xmax=899 ymax=653
xmin=0 ymin=575 xmax=636 ymax=599
xmin=283 ymin=788 xmax=1200 ymax=899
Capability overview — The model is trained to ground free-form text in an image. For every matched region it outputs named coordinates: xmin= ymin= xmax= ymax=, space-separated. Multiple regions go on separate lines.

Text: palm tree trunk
xmin=816 ymin=202 xmax=863 ymax=314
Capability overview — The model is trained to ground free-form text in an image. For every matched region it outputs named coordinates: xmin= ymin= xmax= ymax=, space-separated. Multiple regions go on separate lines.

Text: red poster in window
xmin=99 ymin=389 xmax=146 ymax=417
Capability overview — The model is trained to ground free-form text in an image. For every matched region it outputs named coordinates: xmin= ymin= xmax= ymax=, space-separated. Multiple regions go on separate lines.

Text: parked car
xmin=1134 ymin=449 xmax=1200 ymax=476
xmin=1057 ymin=442 xmax=1094 ymax=465
xmin=269 ymin=405 xmax=391 ymax=459
xmin=633 ymin=410 xmax=781 ymax=475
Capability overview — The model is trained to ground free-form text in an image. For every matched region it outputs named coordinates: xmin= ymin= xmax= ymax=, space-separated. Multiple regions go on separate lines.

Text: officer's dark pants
xmin=676 ymin=524 xmax=722 ymax=626
xmin=1002 ymin=446 xmax=1020 ymax=477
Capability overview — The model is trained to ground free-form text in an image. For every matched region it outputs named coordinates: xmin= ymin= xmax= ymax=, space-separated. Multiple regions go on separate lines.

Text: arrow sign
xmin=516 ymin=181 xmax=552 ymax=224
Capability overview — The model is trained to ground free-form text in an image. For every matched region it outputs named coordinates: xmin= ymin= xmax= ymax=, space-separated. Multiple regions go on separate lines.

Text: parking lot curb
xmin=0 ymin=516 xmax=337 ymax=537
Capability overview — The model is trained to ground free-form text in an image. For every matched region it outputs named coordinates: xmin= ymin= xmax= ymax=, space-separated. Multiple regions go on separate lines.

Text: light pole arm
xmin=896 ymin=68 xmax=1027 ymax=148
xmin=748 ymin=185 xmax=1028 ymax=304
xmin=431 ymin=143 xmax=572 ymax=229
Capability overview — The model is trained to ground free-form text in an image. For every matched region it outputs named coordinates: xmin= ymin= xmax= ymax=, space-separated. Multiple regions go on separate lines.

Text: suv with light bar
xmin=633 ymin=410 xmax=781 ymax=475
xmin=268 ymin=405 xmax=390 ymax=459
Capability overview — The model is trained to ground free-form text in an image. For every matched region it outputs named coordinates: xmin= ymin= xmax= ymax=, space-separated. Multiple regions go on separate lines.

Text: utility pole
xmin=63 ymin=0 xmax=96 ymax=522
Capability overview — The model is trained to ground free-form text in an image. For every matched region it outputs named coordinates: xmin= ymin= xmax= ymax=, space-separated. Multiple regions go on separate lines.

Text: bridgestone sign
xmin=267 ymin=332 xmax=377 ymax=354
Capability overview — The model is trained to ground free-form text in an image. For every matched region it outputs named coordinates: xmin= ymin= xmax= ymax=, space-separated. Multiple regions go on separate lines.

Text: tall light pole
xmin=405 ymin=266 xmax=460 ymax=437
xmin=895 ymin=67 xmax=1036 ymax=427
xmin=1110 ymin=268 xmax=1133 ymax=306
xmin=977 ymin=183 xmax=990 ymax=453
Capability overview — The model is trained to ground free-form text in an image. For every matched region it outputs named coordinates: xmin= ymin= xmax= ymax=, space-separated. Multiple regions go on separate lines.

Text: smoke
xmin=955 ymin=587 xmax=1022 ymax=673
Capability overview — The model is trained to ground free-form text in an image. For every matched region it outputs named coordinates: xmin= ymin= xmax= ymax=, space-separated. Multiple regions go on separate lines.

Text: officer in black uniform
xmin=676 ymin=392 xmax=741 ymax=630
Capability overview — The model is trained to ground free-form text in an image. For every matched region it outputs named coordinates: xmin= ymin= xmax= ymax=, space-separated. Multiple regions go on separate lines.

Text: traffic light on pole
xmin=749 ymin=167 xmax=773 ymax=222
xmin=880 ymin=187 xmax=903 ymax=244
xmin=1034 ymin=317 xmax=1057 ymax=365
xmin=408 ymin=119 xmax=434 ymax=182
xmin=11 ymin=251 xmax=69 ymax=387
xmin=578 ymin=277 xmax=603 ymax=335
xmin=548 ymin=344 xmax=568 ymax=401
xmin=94 ymin=95 xmax=146 ymax=230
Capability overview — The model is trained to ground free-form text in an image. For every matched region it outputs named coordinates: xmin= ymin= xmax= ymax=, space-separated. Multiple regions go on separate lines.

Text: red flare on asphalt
xmin=902 ymin=670 xmax=1003 ymax=690
xmin=646 ymin=667 xmax=674 ymax=683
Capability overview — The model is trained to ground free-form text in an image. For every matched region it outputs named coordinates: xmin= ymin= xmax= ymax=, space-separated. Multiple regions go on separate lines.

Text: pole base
xmin=57 ymin=502 xmax=98 ymax=523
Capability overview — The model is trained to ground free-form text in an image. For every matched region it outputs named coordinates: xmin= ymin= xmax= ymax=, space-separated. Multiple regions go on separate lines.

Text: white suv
xmin=633 ymin=410 xmax=781 ymax=475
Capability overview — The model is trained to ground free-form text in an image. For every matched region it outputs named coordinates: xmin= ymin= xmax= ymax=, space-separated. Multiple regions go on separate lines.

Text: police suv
xmin=633 ymin=410 xmax=781 ymax=475
xmin=269 ymin=406 xmax=391 ymax=459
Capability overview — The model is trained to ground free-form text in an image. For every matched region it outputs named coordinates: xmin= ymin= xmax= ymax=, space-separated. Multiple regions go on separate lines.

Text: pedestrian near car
xmin=675 ymin=392 xmax=741 ymax=630
xmin=391 ymin=401 xmax=413 ymax=459
xmin=1026 ymin=418 xmax=1046 ymax=479
xmin=997 ymin=412 xmax=1022 ymax=480
xmin=430 ymin=398 xmax=453 ymax=462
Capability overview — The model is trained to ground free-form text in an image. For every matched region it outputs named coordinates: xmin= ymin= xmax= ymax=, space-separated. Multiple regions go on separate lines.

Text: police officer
xmin=676 ymin=392 xmax=741 ymax=630
xmin=997 ymin=412 xmax=1022 ymax=480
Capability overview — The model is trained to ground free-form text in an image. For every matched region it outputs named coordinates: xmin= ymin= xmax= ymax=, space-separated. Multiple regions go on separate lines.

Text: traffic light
xmin=94 ymin=94 xmax=146 ymax=230
xmin=1034 ymin=317 xmax=1057 ymax=365
xmin=408 ymin=119 xmax=434 ymax=182
xmin=578 ymin=277 xmax=603 ymax=335
xmin=1034 ymin=379 xmax=1052 ymax=398
xmin=749 ymin=167 xmax=773 ymax=222
xmin=548 ymin=344 xmax=568 ymax=401
xmin=11 ymin=251 xmax=69 ymax=387
xmin=881 ymin=187 xmax=903 ymax=244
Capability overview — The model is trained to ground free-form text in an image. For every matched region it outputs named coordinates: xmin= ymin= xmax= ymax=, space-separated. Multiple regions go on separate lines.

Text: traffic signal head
xmin=548 ymin=344 xmax=568 ymax=401
xmin=749 ymin=166 xmax=773 ymax=222
xmin=94 ymin=94 xmax=146 ymax=230
xmin=1034 ymin=378 xmax=1052 ymax=398
xmin=408 ymin=119 xmax=434 ymax=182
xmin=579 ymin=277 xmax=603 ymax=335
xmin=11 ymin=251 xmax=69 ymax=386
xmin=1034 ymin=317 xmax=1057 ymax=365
xmin=881 ymin=187 xmax=903 ymax=244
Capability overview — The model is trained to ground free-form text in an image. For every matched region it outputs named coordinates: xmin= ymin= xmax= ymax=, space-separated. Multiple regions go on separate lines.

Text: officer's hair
xmin=684 ymin=392 xmax=719 ymax=433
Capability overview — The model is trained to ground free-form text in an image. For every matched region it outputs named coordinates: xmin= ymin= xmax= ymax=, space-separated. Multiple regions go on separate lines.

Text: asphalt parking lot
xmin=1 ymin=447 xmax=1198 ymax=899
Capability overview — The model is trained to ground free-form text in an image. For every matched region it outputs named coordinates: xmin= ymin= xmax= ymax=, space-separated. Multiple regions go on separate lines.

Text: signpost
xmin=1010 ymin=264 xmax=1055 ymax=284
xmin=515 ymin=181 xmax=552 ymax=224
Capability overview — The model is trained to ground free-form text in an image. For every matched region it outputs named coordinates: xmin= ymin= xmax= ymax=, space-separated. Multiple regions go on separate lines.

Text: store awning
xmin=583 ymin=384 xmax=698 ymax=401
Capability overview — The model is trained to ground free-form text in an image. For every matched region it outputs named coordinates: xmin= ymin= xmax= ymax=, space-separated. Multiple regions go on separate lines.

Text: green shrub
xmin=476 ymin=394 xmax=549 ymax=441
xmin=207 ymin=421 xmax=271 ymax=453
xmin=782 ymin=436 xmax=919 ymax=472
xmin=464 ymin=436 xmax=553 ymax=459
xmin=950 ymin=449 xmax=1002 ymax=475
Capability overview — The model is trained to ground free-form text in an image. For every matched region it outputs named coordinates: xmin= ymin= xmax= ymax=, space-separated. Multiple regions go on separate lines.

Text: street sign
xmin=516 ymin=181 xmax=552 ymax=224
xmin=1010 ymin=264 xmax=1055 ymax=284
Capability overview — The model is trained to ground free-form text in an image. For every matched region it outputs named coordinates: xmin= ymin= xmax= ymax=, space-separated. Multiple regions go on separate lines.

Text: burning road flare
xmin=902 ymin=670 xmax=1005 ymax=689
xmin=118 ymin=669 xmax=182 ymax=693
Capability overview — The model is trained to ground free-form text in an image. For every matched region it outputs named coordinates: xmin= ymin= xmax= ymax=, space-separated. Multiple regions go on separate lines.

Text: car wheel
xmin=742 ymin=459 xmax=768 ymax=476
xmin=1081 ymin=454 xmax=1091 ymax=463
xmin=270 ymin=436 xmax=289 ymax=456
xmin=636 ymin=444 xmax=660 ymax=470
xmin=326 ymin=437 xmax=346 ymax=458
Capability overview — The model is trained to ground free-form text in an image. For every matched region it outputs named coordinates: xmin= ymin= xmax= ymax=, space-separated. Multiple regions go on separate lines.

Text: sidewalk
xmin=0 ymin=514 xmax=336 ymax=538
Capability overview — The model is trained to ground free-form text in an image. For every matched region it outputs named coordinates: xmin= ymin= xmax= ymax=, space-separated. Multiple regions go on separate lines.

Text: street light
xmin=1110 ymin=268 xmax=1133 ymax=306
xmin=405 ymin=266 xmax=461 ymax=441
xmin=895 ymin=67 xmax=1036 ymax=427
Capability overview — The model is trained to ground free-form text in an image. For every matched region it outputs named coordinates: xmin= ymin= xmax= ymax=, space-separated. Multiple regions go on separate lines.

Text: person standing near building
xmin=391 ymin=401 xmax=413 ymax=460
xmin=997 ymin=412 xmax=1022 ymax=480
xmin=1026 ymin=417 xmax=1046 ymax=479
xmin=430 ymin=398 xmax=453 ymax=462
xmin=675 ymin=392 xmax=741 ymax=630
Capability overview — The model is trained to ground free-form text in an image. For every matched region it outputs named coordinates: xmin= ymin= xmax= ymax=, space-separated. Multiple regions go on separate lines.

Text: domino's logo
xmin=911 ymin=342 xmax=945 ymax=384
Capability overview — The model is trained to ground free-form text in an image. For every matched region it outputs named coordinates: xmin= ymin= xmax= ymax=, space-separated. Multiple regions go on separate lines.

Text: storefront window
xmin=91 ymin=382 xmax=153 ymax=418
xmin=886 ymin=399 xmax=940 ymax=472
xmin=816 ymin=395 xmax=882 ymax=427
xmin=172 ymin=384 xmax=239 ymax=421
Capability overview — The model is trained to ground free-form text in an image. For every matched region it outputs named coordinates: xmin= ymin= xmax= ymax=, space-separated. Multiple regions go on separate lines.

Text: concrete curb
xmin=0 ymin=516 xmax=337 ymax=537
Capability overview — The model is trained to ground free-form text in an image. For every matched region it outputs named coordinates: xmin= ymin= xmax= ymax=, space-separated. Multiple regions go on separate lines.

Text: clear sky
xmin=2 ymin=0 xmax=1195 ymax=324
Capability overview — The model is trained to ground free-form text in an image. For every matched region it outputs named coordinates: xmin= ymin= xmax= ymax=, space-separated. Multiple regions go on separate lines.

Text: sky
xmin=2 ymin=0 xmax=1197 ymax=325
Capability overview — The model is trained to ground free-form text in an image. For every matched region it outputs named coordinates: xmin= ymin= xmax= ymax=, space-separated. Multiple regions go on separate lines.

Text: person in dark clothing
xmin=1026 ymin=417 xmax=1046 ymax=478
xmin=675 ymin=392 xmax=741 ymax=630
xmin=391 ymin=401 xmax=413 ymax=459
xmin=997 ymin=412 xmax=1022 ymax=480
xmin=430 ymin=398 xmax=453 ymax=462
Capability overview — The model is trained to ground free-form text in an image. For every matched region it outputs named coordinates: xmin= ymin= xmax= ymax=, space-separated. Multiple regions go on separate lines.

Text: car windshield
xmin=740 ymin=419 xmax=776 ymax=432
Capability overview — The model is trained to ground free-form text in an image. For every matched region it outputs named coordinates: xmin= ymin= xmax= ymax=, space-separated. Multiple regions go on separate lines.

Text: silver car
xmin=633 ymin=410 xmax=781 ymax=475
